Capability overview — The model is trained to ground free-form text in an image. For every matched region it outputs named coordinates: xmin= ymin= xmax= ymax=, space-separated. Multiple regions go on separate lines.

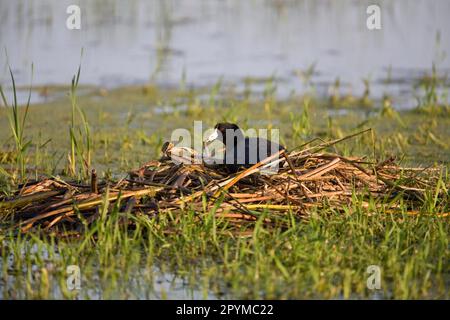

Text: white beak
xmin=205 ymin=129 xmax=219 ymax=143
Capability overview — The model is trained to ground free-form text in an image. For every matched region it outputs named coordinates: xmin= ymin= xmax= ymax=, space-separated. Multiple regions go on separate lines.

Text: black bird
xmin=204 ymin=123 xmax=285 ymax=173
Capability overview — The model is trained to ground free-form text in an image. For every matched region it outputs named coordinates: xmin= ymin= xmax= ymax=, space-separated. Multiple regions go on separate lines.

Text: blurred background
xmin=1 ymin=0 xmax=450 ymax=107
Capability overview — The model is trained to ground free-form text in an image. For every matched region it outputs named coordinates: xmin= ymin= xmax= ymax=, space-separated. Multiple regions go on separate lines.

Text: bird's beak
xmin=204 ymin=129 xmax=219 ymax=144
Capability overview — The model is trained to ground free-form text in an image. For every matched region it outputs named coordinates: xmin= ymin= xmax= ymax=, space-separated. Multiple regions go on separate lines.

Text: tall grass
xmin=0 ymin=64 xmax=33 ymax=181
xmin=67 ymin=57 xmax=92 ymax=180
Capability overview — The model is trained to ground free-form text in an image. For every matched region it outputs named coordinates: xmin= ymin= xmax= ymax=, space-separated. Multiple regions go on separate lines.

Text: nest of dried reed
xmin=1 ymin=130 xmax=447 ymax=234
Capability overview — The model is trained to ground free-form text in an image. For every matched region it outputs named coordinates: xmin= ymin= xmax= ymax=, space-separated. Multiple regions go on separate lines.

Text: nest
xmin=0 ymin=131 xmax=447 ymax=234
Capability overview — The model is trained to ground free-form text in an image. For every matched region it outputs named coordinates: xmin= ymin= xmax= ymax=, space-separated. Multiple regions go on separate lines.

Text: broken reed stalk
xmin=0 ymin=190 xmax=63 ymax=210
xmin=212 ymin=149 xmax=286 ymax=198
xmin=91 ymin=169 xmax=98 ymax=194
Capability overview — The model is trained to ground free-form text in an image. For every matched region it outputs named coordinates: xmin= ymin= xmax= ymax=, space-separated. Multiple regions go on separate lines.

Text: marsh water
xmin=0 ymin=242 xmax=214 ymax=299
xmin=1 ymin=0 xmax=450 ymax=106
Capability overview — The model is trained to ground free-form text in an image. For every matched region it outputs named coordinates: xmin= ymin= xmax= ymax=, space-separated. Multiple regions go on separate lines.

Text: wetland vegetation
xmin=0 ymin=62 xmax=449 ymax=299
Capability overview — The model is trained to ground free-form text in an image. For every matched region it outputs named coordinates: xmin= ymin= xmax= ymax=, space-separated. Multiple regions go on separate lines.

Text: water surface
xmin=1 ymin=0 xmax=450 ymax=106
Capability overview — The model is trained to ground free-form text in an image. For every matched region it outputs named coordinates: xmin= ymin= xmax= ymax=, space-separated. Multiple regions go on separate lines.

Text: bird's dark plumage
xmin=205 ymin=122 xmax=285 ymax=173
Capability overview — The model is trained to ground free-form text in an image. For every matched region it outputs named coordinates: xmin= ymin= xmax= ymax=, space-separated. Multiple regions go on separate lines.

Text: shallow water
xmin=1 ymin=0 xmax=450 ymax=106
xmin=0 ymin=241 xmax=215 ymax=299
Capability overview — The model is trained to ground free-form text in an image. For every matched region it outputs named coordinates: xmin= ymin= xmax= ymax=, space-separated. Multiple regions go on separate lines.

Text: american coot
xmin=204 ymin=123 xmax=285 ymax=173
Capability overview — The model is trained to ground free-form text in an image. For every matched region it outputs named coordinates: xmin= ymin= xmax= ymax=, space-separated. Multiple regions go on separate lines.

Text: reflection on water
xmin=1 ymin=0 xmax=450 ymax=106
xmin=0 ymin=241 xmax=215 ymax=299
